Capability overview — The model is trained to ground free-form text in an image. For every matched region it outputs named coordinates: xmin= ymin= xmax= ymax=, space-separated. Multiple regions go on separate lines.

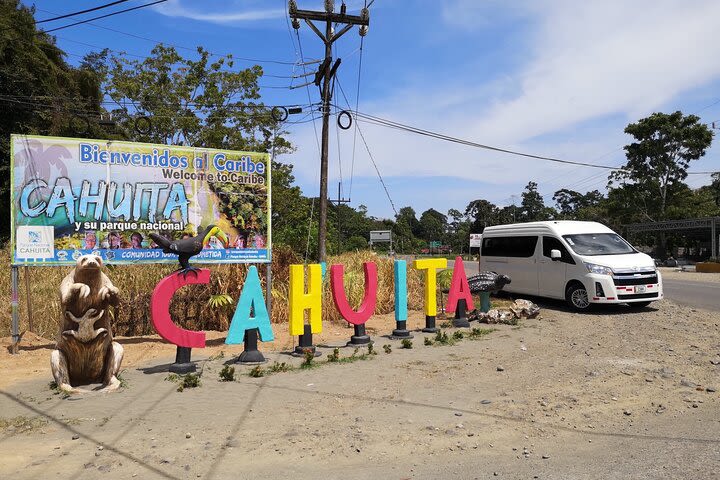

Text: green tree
xmin=552 ymin=189 xmax=604 ymax=219
xmin=520 ymin=181 xmax=554 ymax=221
xmin=609 ymin=111 xmax=713 ymax=256
xmin=609 ymin=111 xmax=713 ymax=221
xmin=418 ymin=208 xmax=447 ymax=242
xmin=465 ymin=199 xmax=498 ymax=232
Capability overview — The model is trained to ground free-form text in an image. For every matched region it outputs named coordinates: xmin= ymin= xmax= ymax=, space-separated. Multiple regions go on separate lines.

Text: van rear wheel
xmin=565 ymin=282 xmax=590 ymax=311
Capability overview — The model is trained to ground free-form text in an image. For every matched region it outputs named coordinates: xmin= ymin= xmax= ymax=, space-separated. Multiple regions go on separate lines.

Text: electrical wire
xmin=36 ymin=0 xmax=132 ymax=23
xmin=34 ymin=7 xmax=303 ymax=67
xmin=348 ymin=33 xmax=365 ymax=200
xmin=336 ymin=79 xmax=397 ymax=216
xmin=41 ymin=0 xmax=169 ymax=34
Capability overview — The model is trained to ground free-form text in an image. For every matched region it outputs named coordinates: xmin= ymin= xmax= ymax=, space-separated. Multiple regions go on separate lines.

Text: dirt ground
xmin=1 ymin=296 xmax=719 ymax=479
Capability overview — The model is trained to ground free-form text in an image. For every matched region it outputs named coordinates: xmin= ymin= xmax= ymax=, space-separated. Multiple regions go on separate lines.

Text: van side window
xmin=482 ymin=236 xmax=538 ymax=257
xmin=542 ymin=236 xmax=575 ymax=264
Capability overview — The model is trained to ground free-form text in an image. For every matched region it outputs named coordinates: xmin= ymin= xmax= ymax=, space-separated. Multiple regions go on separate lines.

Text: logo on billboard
xmin=16 ymin=226 xmax=54 ymax=259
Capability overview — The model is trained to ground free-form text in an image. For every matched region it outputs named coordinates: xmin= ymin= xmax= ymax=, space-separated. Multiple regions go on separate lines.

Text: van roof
xmin=482 ymin=220 xmax=614 ymax=236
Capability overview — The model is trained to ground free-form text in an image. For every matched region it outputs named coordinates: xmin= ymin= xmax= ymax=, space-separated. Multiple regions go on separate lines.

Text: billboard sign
xmin=11 ymin=135 xmax=271 ymax=266
xmin=369 ymin=230 xmax=392 ymax=243
xmin=469 ymin=233 xmax=483 ymax=248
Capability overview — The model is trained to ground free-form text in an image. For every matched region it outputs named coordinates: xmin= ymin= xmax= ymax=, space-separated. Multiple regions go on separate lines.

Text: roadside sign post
xmin=369 ymin=230 xmax=393 ymax=252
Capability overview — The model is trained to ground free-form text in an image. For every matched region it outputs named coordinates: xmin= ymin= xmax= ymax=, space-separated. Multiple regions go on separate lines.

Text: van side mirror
xmin=550 ymin=249 xmax=561 ymax=260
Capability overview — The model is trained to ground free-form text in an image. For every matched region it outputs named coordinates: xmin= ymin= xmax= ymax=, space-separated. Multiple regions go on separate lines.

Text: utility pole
xmin=289 ymin=0 xmax=369 ymax=262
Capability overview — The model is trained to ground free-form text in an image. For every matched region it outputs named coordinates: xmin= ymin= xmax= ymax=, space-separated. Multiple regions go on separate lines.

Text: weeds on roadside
xmin=219 ymin=365 xmax=235 ymax=382
xmin=383 ymin=344 xmax=392 ymax=354
xmin=300 ymin=350 xmax=318 ymax=369
xmin=468 ymin=327 xmax=495 ymax=339
xmin=249 ymin=366 xmax=265 ymax=377
xmin=327 ymin=348 xmax=341 ymax=362
xmin=452 ymin=331 xmax=464 ymax=340
xmin=401 ymin=338 xmax=413 ymax=349
xmin=166 ymin=372 xmax=202 ymax=391
xmin=268 ymin=362 xmax=293 ymax=373
xmin=117 ymin=370 xmax=129 ymax=388
xmin=433 ymin=330 xmax=454 ymax=346
xmin=367 ymin=343 xmax=377 ymax=355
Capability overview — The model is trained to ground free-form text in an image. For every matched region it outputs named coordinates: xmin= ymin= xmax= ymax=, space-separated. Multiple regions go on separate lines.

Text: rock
xmin=706 ymin=387 xmax=717 ymax=393
xmin=496 ymin=366 xmax=505 ymax=372
xmin=680 ymin=379 xmax=698 ymax=388
xmin=454 ymin=412 xmax=463 ymax=417
xmin=481 ymin=400 xmax=492 ymax=405
xmin=542 ymin=454 xmax=550 ymax=459
xmin=185 ymin=432 xmax=192 ymax=439
xmin=623 ymin=410 xmax=632 ymax=416
xmin=72 ymin=434 xmax=80 ymax=440
xmin=97 ymin=446 xmax=104 ymax=451
xmin=710 ymin=359 xmax=720 ymax=366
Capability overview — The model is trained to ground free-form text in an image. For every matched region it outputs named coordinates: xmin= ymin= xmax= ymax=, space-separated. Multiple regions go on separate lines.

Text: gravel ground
xmin=1 ymin=299 xmax=719 ymax=479
xmin=657 ymin=267 xmax=720 ymax=283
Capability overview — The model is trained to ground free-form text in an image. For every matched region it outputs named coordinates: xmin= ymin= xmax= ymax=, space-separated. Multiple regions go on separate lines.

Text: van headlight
xmin=584 ymin=262 xmax=613 ymax=275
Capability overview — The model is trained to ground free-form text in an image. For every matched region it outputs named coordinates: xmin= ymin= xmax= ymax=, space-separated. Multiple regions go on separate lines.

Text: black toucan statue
xmin=467 ymin=271 xmax=512 ymax=294
xmin=149 ymin=225 xmax=229 ymax=276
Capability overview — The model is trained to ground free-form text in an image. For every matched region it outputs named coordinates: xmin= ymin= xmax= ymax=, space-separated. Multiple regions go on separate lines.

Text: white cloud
xmin=154 ymin=0 xmax=285 ymax=24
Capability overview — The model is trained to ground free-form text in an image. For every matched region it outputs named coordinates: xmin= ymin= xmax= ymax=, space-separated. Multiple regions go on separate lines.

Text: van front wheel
xmin=566 ymin=282 xmax=590 ymax=311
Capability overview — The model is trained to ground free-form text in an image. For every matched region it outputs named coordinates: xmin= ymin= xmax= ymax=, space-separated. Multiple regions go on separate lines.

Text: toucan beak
xmin=216 ymin=228 xmax=229 ymax=248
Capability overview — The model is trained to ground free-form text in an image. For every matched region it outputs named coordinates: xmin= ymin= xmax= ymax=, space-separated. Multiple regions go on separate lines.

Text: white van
xmin=479 ymin=221 xmax=663 ymax=310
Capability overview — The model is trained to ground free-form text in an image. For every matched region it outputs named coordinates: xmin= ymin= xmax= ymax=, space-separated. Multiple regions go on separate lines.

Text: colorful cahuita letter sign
xmin=446 ymin=256 xmax=475 ymax=313
xmin=394 ymin=260 xmax=408 ymax=321
xmin=225 ymin=266 xmax=274 ymax=344
xmin=330 ymin=262 xmax=378 ymax=325
xmin=288 ymin=264 xmax=323 ymax=336
xmin=413 ymin=258 xmax=448 ymax=316
xmin=150 ymin=269 xmax=209 ymax=348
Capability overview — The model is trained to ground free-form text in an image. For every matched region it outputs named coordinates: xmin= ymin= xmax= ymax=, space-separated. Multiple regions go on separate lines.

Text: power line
xmin=34 ymin=7 xmax=303 ymax=67
xmin=41 ymin=0 xmax=169 ymax=34
xmin=347 ymin=109 xmax=718 ymax=176
xmin=36 ymin=0 xmax=132 ymax=24
xmin=336 ymin=79 xmax=397 ymax=216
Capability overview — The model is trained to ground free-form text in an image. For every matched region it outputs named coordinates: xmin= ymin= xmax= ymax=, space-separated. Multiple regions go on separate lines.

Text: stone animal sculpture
xmin=149 ymin=225 xmax=228 ymax=276
xmin=52 ymin=254 xmax=123 ymax=393
xmin=467 ymin=271 xmax=512 ymax=293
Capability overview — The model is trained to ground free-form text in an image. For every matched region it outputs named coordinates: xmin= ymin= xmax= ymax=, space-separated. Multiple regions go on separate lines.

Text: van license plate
xmin=635 ymin=285 xmax=647 ymax=293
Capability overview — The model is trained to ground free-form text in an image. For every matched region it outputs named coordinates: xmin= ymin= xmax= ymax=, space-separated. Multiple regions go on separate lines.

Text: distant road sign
xmin=469 ymin=233 xmax=483 ymax=248
xmin=429 ymin=240 xmax=442 ymax=248
xmin=370 ymin=230 xmax=392 ymax=243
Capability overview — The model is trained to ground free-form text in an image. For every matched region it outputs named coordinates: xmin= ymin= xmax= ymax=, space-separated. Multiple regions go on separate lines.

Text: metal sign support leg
xmin=11 ymin=266 xmax=20 ymax=354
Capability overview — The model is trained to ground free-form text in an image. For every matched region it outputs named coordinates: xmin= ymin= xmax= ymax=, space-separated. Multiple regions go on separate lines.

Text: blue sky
xmin=31 ymin=0 xmax=720 ymax=220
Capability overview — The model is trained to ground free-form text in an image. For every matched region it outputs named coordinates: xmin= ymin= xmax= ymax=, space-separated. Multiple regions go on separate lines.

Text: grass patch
xmin=117 ymin=370 xmax=129 ymax=388
xmin=401 ymin=338 xmax=413 ymax=349
xmin=0 ymin=416 xmax=49 ymax=434
xmin=440 ymin=321 xmax=452 ymax=329
xmin=327 ymin=348 xmax=341 ymax=362
xmin=433 ymin=330 xmax=455 ymax=346
xmin=248 ymin=366 xmax=265 ymax=377
xmin=300 ymin=350 xmax=319 ymax=370
xmin=166 ymin=372 xmax=202 ymax=391
xmin=468 ymin=327 xmax=495 ymax=339
xmin=424 ymin=337 xmax=433 ymax=346
xmin=219 ymin=365 xmax=235 ymax=382
xmin=268 ymin=361 xmax=293 ymax=373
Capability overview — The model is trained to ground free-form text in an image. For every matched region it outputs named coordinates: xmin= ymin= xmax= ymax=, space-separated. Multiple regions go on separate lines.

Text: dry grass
xmin=0 ymin=245 xmax=426 ymax=339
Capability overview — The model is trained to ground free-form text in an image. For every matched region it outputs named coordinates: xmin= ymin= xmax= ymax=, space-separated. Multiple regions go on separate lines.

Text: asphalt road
xmin=462 ymin=260 xmax=720 ymax=311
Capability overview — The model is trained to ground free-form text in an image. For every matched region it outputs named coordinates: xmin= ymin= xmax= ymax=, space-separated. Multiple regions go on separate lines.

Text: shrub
xmin=401 ymin=338 xmax=413 ymax=349
xmin=219 ymin=365 xmax=235 ymax=382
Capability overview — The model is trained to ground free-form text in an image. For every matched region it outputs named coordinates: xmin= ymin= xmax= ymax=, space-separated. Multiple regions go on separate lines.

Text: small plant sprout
xmin=401 ymin=338 xmax=413 ymax=349
xmin=269 ymin=362 xmax=293 ymax=373
xmin=424 ymin=337 xmax=433 ymax=346
xmin=367 ymin=343 xmax=376 ymax=355
xmin=383 ymin=344 xmax=392 ymax=354
xmin=301 ymin=349 xmax=317 ymax=369
xmin=249 ymin=366 xmax=265 ymax=377
xmin=219 ymin=365 xmax=235 ymax=382
xmin=452 ymin=331 xmax=464 ymax=340
xmin=327 ymin=348 xmax=341 ymax=362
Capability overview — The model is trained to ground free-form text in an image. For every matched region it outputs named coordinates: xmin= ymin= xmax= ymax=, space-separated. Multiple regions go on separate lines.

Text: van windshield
xmin=562 ymin=233 xmax=635 ymax=256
